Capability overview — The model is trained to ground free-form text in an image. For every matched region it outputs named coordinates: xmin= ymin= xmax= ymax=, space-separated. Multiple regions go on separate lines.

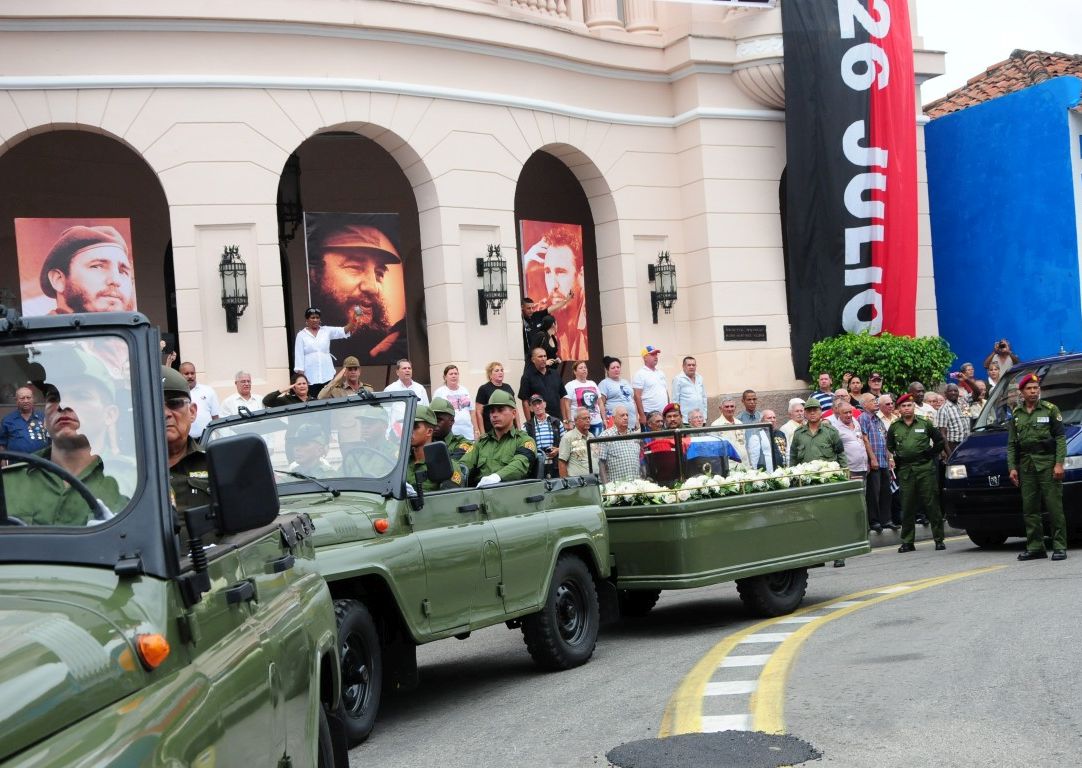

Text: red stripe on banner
xmin=869 ymin=0 xmax=918 ymax=336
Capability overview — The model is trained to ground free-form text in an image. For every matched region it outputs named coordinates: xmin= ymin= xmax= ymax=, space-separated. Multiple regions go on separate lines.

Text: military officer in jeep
xmin=460 ymin=389 xmax=537 ymax=486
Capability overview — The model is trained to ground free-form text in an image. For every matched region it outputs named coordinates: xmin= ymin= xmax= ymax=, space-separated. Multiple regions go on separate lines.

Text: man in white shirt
xmin=632 ymin=345 xmax=668 ymax=429
xmin=383 ymin=358 xmax=430 ymax=405
xmin=908 ymin=382 xmax=936 ymax=420
xmin=779 ymin=397 xmax=805 ymax=447
xmin=179 ymin=361 xmax=220 ymax=439
xmin=220 ymin=370 xmax=264 ymax=417
xmin=671 ymin=356 xmax=706 ymax=424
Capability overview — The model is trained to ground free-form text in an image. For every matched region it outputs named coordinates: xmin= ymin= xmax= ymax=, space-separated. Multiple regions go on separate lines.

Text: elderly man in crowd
xmin=220 ymin=370 xmax=264 ymax=417
xmin=524 ymin=394 xmax=563 ymax=479
xmin=779 ymin=398 xmax=805 ymax=448
xmin=597 ymin=405 xmax=640 ymax=483
xmin=859 ymin=393 xmax=895 ymax=532
xmin=908 ymin=382 xmax=936 ymax=420
xmin=0 ymin=386 xmax=49 ymax=455
xmin=179 ymin=362 xmax=219 ymax=440
xmin=558 ymin=408 xmax=594 ymax=478
xmin=936 ymin=382 xmax=970 ymax=456
xmin=828 ymin=400 xmax=870 ymax=481
xmin=711 ymin=396 xmax=748 ymax=464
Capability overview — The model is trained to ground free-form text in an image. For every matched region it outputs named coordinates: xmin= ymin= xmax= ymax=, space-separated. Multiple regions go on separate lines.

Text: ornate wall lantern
xmin=476 ymin=244 xmax=508 ymax=326
xmin=218 ymin=245 xmax=248 ymax=333
xmin=648 ymin=250 xmax=677 ymax=323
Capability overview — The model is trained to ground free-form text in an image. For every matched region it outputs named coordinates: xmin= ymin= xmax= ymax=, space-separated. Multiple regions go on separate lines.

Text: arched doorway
xmin=0 ymin=129 xmax=173 ymax=334
xmin=514 ymin=150 xmax=604 ymax=379
xmin=276 ymin=132 xmax=427 ymax=389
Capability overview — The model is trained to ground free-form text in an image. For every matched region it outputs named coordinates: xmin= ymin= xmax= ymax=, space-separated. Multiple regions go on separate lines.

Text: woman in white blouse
xmin=293 ymin=306 xmax=358 ymax=397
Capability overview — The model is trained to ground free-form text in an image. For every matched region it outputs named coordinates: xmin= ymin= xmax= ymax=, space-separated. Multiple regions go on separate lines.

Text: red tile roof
xmin=924 ymin=49 xmax=1082 ymax=119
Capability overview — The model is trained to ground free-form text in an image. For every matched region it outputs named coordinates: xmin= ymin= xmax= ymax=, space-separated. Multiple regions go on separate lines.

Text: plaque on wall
xmin=723 ymin=325 xmax=768 ymax=342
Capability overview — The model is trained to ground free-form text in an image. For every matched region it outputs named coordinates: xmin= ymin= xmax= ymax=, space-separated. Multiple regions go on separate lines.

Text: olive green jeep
xmin=0 ymin=309 xmax=344 ymax=768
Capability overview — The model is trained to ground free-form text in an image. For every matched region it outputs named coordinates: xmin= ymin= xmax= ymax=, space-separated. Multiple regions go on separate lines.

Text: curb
xmin=866 ymin=523 xmax=967 ymax=549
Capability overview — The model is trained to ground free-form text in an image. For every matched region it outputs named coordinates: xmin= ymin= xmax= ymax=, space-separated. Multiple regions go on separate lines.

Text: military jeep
xmin=0 ymin=309 xmax=344 ymax=768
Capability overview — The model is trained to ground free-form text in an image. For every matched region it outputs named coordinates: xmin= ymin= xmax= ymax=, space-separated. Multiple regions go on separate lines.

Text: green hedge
xmin=808 ymin=332 xmax=955 ymax=397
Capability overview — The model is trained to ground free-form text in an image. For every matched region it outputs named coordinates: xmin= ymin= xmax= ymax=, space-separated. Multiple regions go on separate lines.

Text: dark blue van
xmin=943 ymin=353 xmax=1082 ymax=548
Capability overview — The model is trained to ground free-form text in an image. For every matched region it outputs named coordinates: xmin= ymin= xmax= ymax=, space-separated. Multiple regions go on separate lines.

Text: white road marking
xmin=774 ymin=616 xmax=819 ymax=624
xmin=705 ymin=680 xmax=758 ymax=696
xmin=878 ymin=586 xmax=913 ymax=594
xmin=701 ymin=714 xmax=752 ymax=732
xmin=740 ymin=632 xmax=793 ymax=643
xmin=719 ymin=654 xmax=772 ymax=668
xmin=823 ymin=600 xmax=863 ymax=608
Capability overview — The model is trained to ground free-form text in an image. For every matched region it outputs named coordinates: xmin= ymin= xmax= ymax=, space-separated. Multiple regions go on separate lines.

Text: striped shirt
xmin=858 ymin=410 xmax=888 ymax=465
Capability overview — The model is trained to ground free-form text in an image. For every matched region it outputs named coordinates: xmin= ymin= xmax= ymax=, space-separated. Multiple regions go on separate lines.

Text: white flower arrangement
xmin=600 ymin=460 xmax=848 ymax=506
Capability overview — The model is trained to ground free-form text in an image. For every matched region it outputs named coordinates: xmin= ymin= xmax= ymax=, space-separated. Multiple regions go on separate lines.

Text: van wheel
xmin=617 ymin=589 xmax=662 ymax=618
xmin=335 ymin=599 xmax=382 ymax=744
xmin=522 ymin=554 xmax=599 ymax=670
xmin=967 ymin=532 xmax=1008 ymax=549
xmin=317 ymin=705 xmax=335 ymax=768
xmin=736 ymin=568 xmax=809 ymax=617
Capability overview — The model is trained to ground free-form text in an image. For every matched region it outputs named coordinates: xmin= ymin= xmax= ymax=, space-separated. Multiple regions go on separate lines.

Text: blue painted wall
xmin=927 ymin=76 xmax=1082 ymax=373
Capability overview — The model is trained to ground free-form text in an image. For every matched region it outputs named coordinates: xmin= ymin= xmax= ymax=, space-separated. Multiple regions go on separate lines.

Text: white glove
xmin=405 ymin=482 xmax=417 ymax=497
xmin=476 ymin=473 xmax=501 ymax=488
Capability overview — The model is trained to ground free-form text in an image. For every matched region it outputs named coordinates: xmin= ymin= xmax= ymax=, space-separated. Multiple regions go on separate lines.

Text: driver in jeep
xmin=2 ymin=369 xmax=128 ymax=525
xmin=460 ymin=389 xmax=537 ymax=487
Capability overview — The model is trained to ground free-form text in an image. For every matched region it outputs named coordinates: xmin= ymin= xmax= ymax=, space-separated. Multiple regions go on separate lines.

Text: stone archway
xmin=0 ymin=128 xmax=173 ymax=332
xmin=514 ymin=145 xmax=619 ymax=380
xmin=276 ymin=130 xmax=431 ymax=389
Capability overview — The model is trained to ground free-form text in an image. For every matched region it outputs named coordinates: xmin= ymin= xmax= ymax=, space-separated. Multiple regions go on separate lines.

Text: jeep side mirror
xmin=423 ymin=442 xmax=454 ymax=484
xmin=207 ymin=434 xmax=280 ymax=534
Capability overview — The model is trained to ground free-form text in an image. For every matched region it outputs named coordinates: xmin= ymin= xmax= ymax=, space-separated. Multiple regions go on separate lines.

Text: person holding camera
xmin=983 ymin=338 xmax=1019 ymax=377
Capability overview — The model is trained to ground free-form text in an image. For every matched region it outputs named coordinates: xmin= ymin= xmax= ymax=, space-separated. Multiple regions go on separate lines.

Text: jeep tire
xmin=967 ymin=531 xmax=1008 ymax=549
xmin=617 ymin=588 xmax=662 ymax=618
xmin=335 ymin=599 xmax=382 ymax=744
xmin=522 ymin=553 xmax=599 ymax=670
xmin=736 ymin=567 xmax=809 ymax=617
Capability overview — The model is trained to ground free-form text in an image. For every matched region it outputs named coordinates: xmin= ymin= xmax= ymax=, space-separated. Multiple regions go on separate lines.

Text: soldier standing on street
xmin=1008 ymin=373 xmax=1067 ymax=561
xmin=431 ymin=397 xmax=472 ymax=460
xmin=461 ymin=390 xmax=537 ymax=486
xmin=888 ymin=393 xmax=946 ymax=553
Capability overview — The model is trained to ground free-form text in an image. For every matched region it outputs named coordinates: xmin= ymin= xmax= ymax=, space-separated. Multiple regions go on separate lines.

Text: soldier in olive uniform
xmin=460 ymin=390 xmax=537 ymax=486
xmin=431 ymin=397 xmax=472 ymax=460
xmin=887 ymin=393 xmax=946 ymax=552
xmin=405 ymin=405 xmax=462 ymax=492
xmin=163 ymin=365 xmax=210 ymax=513
xmin=789 ymin=398 xmax=848 ymax=467
xmin=1008 ymin=373 xmax=1067 ymax=561
xmin=340 ymin=406 xmax=399 ymax=477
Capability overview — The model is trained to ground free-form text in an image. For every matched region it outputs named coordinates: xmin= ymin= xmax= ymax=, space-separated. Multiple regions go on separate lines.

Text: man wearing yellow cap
xmin=40 ymin=225 xmax=135 ymax=314
xmin=1008 ymin=373 xmax=1067 ymax=560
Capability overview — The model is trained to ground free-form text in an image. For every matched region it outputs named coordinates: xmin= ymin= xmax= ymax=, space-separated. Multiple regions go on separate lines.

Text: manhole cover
xmin=607 ymin=731 xmax=821 ymax=768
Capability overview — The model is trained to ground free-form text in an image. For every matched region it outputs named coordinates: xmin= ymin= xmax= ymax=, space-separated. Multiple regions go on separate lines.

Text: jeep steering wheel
xmin=342 ymin=445 xmax=397 ymax=477
xmin=0 ymin=449 xmax=110 ymax=525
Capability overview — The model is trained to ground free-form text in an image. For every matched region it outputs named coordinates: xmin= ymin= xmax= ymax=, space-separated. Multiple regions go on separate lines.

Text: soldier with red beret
xmin=887 ymin=392 xmax=946 ymax=553
xmin=41 ymin=225 xmax=135 ymax=314
xmin=1008 ymin=373 xmax=1067 ymax=560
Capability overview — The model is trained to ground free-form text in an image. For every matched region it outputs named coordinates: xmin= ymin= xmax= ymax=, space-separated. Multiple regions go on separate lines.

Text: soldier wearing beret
xmin=461 ymin=390 xmax=537 ymax=487
xmin=40 ymin=225 xmax=135 ymax=314
xmin=1008 ymin=373 xmax=1067 ymax=561
xmin=887 ymin=393 xmax=946 ymax=552
xmin=308 ymin=222 xmax=408 ymax=366
xmin=431 ymin=397 xmax=472 ymax=460
xmin=162 ymin=365 xmax=210 ymax=515
xmin=406 ymin=405 xmax=462 ymax=492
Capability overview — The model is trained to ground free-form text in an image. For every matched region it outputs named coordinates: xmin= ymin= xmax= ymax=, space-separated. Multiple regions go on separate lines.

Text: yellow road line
xmin=659 ymin=565 xmax=1004 ymax=737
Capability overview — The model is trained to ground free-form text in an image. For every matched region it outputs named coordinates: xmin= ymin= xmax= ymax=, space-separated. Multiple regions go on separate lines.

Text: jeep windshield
xmin=974 ymin=358 xmax=1082 ymax=430
xmin=0 ymin=335 xmax=139 ymax=527
xmin=204 ymin=398 xmax=407 ymax=495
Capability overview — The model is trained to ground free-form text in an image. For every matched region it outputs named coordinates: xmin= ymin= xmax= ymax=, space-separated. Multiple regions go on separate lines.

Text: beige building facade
xmin=0 ymin=0 xmax=945 ymax=401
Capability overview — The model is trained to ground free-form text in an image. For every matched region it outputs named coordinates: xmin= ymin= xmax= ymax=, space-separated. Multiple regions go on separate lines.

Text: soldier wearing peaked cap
xmin=1009 ymin=373 xmax=1067 ymax=561
xmin=461 ymin=390 xmax=537 ymax=487
xmin=887 ymin=392 xmax=945 ymax=553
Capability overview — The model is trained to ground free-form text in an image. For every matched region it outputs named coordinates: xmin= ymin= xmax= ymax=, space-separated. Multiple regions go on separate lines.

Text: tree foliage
xmin=808 ymin=332 xmax=955 ymax=396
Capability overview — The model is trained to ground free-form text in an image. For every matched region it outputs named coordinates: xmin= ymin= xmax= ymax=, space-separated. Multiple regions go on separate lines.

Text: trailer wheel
xmin=736 ymin=567 xmax=809 ymax=617
xmin=617 ymin=589 xmax=662 ymax=618
xmin=335 ymin=599 xmax=382 ymax=744
xmin=967 ymin=531 xmax=1008 ymax=549
xmin=522 ymin=554 xmax=599 ymax=670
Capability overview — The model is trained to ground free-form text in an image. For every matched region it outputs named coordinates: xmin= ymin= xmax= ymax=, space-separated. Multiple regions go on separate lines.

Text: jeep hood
xmin=0 ymin=595 xmax=145 ymax=761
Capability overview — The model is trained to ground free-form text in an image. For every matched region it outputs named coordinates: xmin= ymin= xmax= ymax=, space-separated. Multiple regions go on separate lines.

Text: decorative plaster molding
xmin=735 ymin=35 xmax=784 ymax=60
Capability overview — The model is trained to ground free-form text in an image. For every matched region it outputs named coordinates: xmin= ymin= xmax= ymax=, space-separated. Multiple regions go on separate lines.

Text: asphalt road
xmin=349 ymin=537 xmax=1079 ymax=767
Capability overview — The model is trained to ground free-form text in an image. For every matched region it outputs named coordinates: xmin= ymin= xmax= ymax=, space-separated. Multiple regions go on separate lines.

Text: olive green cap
xmin=414 ymin=405 xmax=437 ymax=426
xmin=485 ymin=390 xmax=518 ymax=409
xmin=803 ymin=397 xmax=822 ymax=410
xmin=162 ymin=366 xmax=190 ymax=397
xmin=430 ymin=397 xmax=455 ymax=417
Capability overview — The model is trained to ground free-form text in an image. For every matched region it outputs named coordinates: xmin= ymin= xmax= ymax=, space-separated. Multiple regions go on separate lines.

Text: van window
xmin=974 ymin=358 xmax=1082 ymax=430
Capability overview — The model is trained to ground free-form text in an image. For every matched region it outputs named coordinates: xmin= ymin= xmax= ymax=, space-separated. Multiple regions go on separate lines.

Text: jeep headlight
xmin=1063 ymin=456 xmax=1082 ymax=471
xmin=945 ymin=465 xmax=967 ymax=480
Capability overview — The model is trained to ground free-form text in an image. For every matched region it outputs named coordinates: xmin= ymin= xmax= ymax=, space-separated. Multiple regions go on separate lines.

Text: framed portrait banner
xmin=519 ymin=219 xmax=589 ymax=362
xmin=15 ymin=217 xmax=136 ymax=317
xmin=303 ymin=212 xmax=408 ymax=367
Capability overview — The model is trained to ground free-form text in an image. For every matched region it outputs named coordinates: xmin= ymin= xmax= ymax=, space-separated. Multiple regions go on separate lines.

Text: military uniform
xmin=317 ymin=380 xmax=374 ymax=400
xmin=1008 ymin=395 xmax=1067 ymax=556
xmin=170 ymin=438 xmax=210 ymax=513
xmin=887 ymin=414 xmax=945 ymax=547
xmin=789 ymin=422 xmax=847 ymax=467
xmin=443 ymin=432 xmax=473 ymax=461
xmin=460 ymin=429 xmax=537 ymax=484
xmin=405 ymin=458 xmax=463 ymax=491
xmin=3 ymin=450 xmax=128 ymax=525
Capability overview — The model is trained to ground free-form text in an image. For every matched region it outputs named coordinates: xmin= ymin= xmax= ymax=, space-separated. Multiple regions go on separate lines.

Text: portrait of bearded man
xmin=522 ymin=223 xmax=588 ymax=362
xmin=304 ymin=213 xmax=409 ymax=366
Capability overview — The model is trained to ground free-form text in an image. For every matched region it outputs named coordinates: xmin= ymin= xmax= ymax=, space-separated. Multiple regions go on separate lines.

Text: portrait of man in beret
xmin=15 ymin=218 xmax=137 ymax=317
xmin=304 ymin=212 xmax=408 ymax=366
